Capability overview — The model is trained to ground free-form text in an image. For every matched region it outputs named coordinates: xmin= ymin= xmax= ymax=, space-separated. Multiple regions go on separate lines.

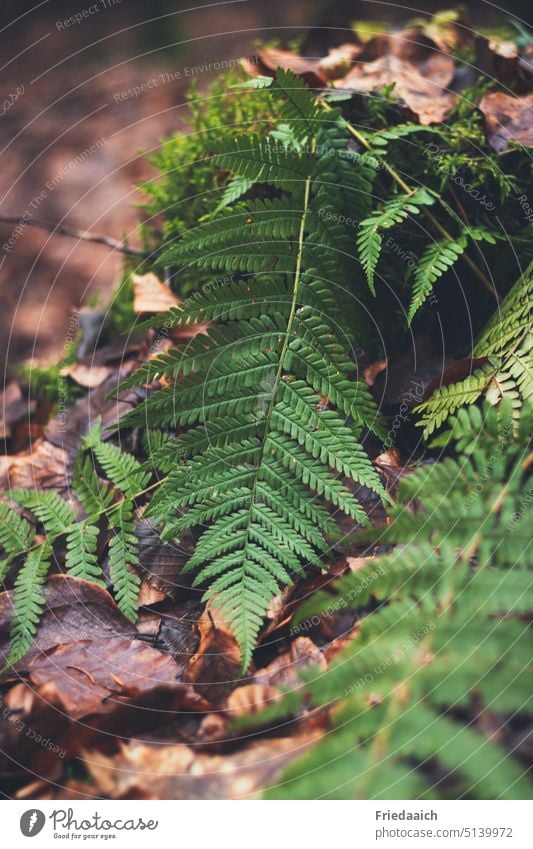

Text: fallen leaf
xmin=60 ymin=363 xmax=112 ymax=388
xmin=132 ymin=272 xmax=180 ymax=315
xmin=83 ymin=732 xmax=321 ymax=799
xmin=254 ymin=637 xmax=327 ymax=690
xmin=242 ymin=48 xmax=328 ymax=87
xmin=28 ymin=637 xmax=188 ymax=719
xmin=0 ymin=576 xmax=131 ymax=676
xmin=226 ymin=684 xmax=282 ymax=718
xmin=318 ymin=43 xmax=364 ymax=80
xmin=185 ymin=601 xmax=242 ymax=702
xmin=479 ymin=92 xmax=533 ymax=152
xmin=334 ymin=30 xmax=457 ymax=124
xmin=0 ymin=382 xmax=35 ymax=439
xmin=3 ymin=438 xmax=70 ymax=492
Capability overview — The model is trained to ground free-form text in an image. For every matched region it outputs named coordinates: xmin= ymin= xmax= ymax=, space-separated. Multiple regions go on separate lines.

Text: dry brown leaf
xmin=479 ymin=92 xmax=533 ymax=152
xmin=318 ymin=43 xmax=364 ymax=79
xmin=334 ymin=30 xmax=456 ymax=124
xmin=0 ymin=382 xmax=35 ymax=438
xmin=0 ymin=576 xmax=131 ymax=677
xmin=83 ymin=732 xmax=321 ymax=799
xmin=60 ymin=363 xmax=112 ymax=388
xmin=3 ymin=438 xmax=70 ymax=491
xmin=226 ymin=684 xmax=282 ymax=718
xmin=254 ymin=637 xmax=327 ymax=689
xmin=185 ymin=601 xmax=242 ymax=701
xmin=242 ymin=48 xmax=328 ymax=87
xmin=132 ymin=272 xmax=180 ymax=315
xmin=28 ymin=636 xmax=190 ymax=719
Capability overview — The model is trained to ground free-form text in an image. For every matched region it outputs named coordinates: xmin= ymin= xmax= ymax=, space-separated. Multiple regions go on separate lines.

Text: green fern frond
xmin=408 ymin=235 xmax=467 ymax=322
xmin=65 ymin=522 xmax=103 ymax=585
xmin=415 ymin=263 xmax=533 ymax=436
xmin=266 ymin=402 xmax=532 ymax=800
xmin=107 ymin=500 xmax=141 ymax=622
xmin=83 ymin=420 xmax=151 ymax=497
xmin=357 ymin=189 xmax=435 ymax=294
xmin=9 ymin=490 xmax=76 ymax=536
xmin=4 ymin=542 xmax=52 ymax=668
xmin=122 ymin=70 xmax=386 ymax=666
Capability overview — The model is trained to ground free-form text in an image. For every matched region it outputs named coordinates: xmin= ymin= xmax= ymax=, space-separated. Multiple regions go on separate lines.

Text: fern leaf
xmin=107 ymin=500 xmax=141 ymax=622
xmin=5 ymin=542 xmax=51 ymax=668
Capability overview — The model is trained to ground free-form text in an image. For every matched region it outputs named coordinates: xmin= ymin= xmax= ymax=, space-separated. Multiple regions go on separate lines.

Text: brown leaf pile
xmin=242 ymin=23 xmax=533 ymax=139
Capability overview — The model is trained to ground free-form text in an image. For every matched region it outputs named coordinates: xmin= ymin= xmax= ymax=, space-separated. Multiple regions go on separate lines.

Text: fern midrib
xmin=230 ymin=140 xmax=316 ymax=660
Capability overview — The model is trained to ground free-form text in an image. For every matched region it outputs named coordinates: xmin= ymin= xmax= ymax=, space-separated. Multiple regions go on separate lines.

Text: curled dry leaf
xmin=0 ymin=382 xmax=35 ymax=439
xmin=478 ymin=92 xmax=533 ymax=152
xmin=254 ymin=637 xmax=327 ymax=690
xmin=83 ymin=732 xmax=322 ymax=799
xmin=2 ymin=438 xmax=70 ymax=492
xmin=185 ymin=601 xmax=242 ymax=702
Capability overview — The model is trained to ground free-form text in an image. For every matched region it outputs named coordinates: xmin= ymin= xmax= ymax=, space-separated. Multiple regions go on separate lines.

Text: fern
xmin=6 ymin=542 xmax=52 ymax=668
xmin=264 ymin=401 xmax=533 ymax=800
xmin=357 ymin=189 xmax=435 ymax=294
xmin=119 ymin=70 xmax=387 ymax=669
xmin=416 ymin=263 xmax=533 ymax=437
xmin=0 ymin=423 xmax=149 ymax=665
xmin=108 ymin=500 xmax=141 ymax=622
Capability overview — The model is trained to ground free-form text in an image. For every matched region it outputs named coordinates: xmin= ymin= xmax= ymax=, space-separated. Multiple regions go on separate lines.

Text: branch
xmin=0 ymin=214 xmax=151 ymax=257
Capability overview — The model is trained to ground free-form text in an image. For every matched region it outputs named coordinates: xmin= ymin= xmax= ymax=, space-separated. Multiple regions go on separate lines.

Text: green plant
xmin=120 ymin=70 xmax=389 ymax=669
xmin=263 ymin=401 xmax=532 ymax=799
xmin=415 ymin=262 xmax=533 ymax=437
xmin=0 ymin=422 xmax=147 ymax=667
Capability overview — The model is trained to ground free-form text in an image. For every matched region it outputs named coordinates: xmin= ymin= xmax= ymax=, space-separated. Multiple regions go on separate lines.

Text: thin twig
xmin=0 ymin=214 xmax=150 ymax=257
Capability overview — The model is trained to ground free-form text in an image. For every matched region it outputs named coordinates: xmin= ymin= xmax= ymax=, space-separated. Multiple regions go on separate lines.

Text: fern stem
xmin=325 ymin=107 xmax=499 ymax=302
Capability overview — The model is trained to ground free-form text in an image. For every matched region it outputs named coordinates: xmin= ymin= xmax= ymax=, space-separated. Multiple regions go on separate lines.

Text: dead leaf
xmin=479 ymin=92 xmax=533 ymax=152
xmin=83 ymin=732 xmax=321 ymax=799
xmin=318 ymin=43 xmax=364 ymax=79
xmin=185 ymin=601 xmax=242 ymax=701
xmin=28 ymin=637 xmax=189 ymax=719
xmin=226 ymin=684 xmax=282 ymax=718
xmin=242 ymin=48 xmax=328 ymax=87
xmin=132 ymin=272 xmax=180 ymax=315
xmin=0 ymin=576 xmax=131 ymax=676
xmin=3 ymin=438 xmax=70 ymax=492
xmin=0 ymin=382 xmax=35 ymax=439
xmin=334 ymin=30 xmax=457 ymax=124
xmin=254 ymin=637 xmax=327 ymax=690
xmin=60 ymin=363 xmax=112 ymax=388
